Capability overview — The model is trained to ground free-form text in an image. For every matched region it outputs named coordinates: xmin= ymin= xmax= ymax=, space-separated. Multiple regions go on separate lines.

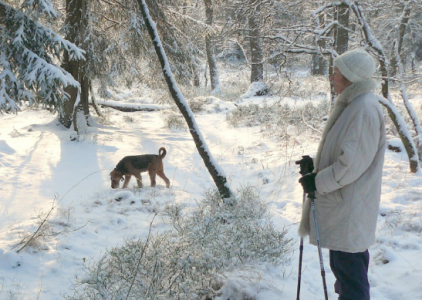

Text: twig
xmin=302 ymin=109 xmax=322 ymax=134
xmin=16 ymin=196 xmax=57 ymax=253
xmin=126 ymin=214 xmax=157 ymax=299
xmin=15 ymin=170 xmax=108 ymax=253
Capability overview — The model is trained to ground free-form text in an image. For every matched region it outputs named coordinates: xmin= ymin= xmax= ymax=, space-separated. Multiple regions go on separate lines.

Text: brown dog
xmin=110 ymin=147 xmax=170 ymax=189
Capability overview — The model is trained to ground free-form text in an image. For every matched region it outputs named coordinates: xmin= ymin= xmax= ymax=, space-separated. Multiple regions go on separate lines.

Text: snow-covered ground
xmin=1 ymin=85 xmax=422 ymax=300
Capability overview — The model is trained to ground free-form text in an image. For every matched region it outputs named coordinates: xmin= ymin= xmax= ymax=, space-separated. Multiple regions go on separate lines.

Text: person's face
xmin=329 ymin=66 xmax=351 ymax=94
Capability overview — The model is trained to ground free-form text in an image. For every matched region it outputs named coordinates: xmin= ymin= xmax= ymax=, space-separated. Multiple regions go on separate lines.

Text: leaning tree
xmin=136 ymin=0 xmax=232 ymax=199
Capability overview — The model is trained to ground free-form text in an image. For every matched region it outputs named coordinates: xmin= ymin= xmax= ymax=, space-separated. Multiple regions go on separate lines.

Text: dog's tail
xmin=159 ymin=147 xmax=167 ymax=159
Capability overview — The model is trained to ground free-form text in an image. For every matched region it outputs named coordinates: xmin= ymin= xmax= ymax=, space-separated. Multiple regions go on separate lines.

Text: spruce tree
xmin=0 ymin=0 xmax=84 ymax=113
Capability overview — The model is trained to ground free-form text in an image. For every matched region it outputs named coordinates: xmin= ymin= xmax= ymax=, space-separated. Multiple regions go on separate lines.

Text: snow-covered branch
xmin=377 ymin=95 xmax=421 ymax=173
xmin=0 ymin=1 xmax=84 ymax=113
xmin=394 ymin=35 xmax=422 ymax=162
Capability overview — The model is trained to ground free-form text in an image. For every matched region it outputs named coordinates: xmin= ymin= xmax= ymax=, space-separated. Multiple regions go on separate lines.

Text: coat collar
xmin=335 ymin=79 xmax=378 ymax=106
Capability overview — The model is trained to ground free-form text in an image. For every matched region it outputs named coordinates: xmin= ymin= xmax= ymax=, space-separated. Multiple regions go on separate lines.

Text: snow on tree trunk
xmin=350 ymin=2 xmax=390 ymax=100
xmin=60 ymin=0 xmax=89 ymax=129
xmin=389 ymin=2 xmax=411 ymax=77
xmin=89 ymin=82 xmax=104 ymax=118
xmin=204 ymin=0 xmax=220 ymax=94
xmin=136 ymin=0 xmax=231 ymax=199
xmin=248 ymin=0 xmax=264 ymax=84
xmin=394 ymin=38 xmax=422 ymax=163
xmin=377 ymin=96 xmax=420 ymax=173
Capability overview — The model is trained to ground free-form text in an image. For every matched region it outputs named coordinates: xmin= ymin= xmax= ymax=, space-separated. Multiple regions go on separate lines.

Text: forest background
xmin=1 ymin=0 xmax=422 ymax=299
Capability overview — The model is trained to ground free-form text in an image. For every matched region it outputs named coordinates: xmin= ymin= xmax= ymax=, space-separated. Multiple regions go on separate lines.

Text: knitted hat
xmin=333 ymin=49 xmax=376 ymax=82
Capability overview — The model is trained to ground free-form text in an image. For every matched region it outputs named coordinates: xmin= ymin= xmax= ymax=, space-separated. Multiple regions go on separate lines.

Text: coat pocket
xmin=339 ymin=184 xmax=355 ymax=203
xmin=317 ymin=188 xmax=344 ymax=206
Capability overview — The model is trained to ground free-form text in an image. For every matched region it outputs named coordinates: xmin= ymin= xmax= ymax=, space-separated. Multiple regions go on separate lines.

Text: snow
xmin=241 ymin=82 xmax=269 ymax=98
xmin=1 ymin=84 xmax=422 ymax=299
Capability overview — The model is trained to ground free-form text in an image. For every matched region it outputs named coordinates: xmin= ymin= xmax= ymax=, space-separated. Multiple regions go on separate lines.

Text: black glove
xmin=295 ymin=155 xmax=314 ymax=175
xmin=299 ymin=173 xmax=317 ymax=193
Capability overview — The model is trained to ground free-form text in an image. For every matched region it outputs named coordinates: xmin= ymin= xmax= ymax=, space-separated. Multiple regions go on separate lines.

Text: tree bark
xmin=312 ymin=54 xmax=327 ymax=76
xmin=248 ymin=0 xmax=263 ymax=83
xmin=136 ymin=0 xmax=232 ymax=198
xmin=389 ymin=3 xmax=411 ymax=77
xmin=89 ymin=82 xmax=104 ymax=117
xmin=394 ymin=36 xmax=422 ymax=163
xmin=334 ymin=4 xmax=349 ymax=55
xmin=0 ymin=3 xmax=6 ymax=24
xmin=330 ymin=4 xmax=349 ymax=109
xmin=60 ymin=0 xmax=88 ymax=129
xmin=378 ymin=97 xmax=420 ymax=173
xmin=204 ymin=0 xmax=220 ymax=92
xmin=312 ymin=14 xmax=327 ymax=76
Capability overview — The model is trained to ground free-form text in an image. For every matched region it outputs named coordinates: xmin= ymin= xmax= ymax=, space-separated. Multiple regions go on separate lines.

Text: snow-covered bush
xmin=187 ymin=97 xmax=207 ymax=113
xmin=67 ymin=187 xmax=292 ymax=299
xmin=226 ymin=99 xmax=329 ymax=141
xmin=380 ymin=206 xmax=422 ymax=234
xmin=242 ymin=82 xmax=270 ymax=98
xmin=165 ymin=113 xmax=187 ymax=130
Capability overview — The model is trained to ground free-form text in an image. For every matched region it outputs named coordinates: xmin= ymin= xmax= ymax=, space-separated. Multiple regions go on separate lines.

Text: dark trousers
xmin=329 ymin=250 xmax=370 ymax=300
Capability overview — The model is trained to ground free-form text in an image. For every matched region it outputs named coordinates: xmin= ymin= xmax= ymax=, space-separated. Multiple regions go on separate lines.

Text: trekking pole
xmin=295 ymin=157 xmax=313 ymax=300
xmin=296 ymin=191 xmax=306 ymax=300
xmin=309 ymin=191 xmax=329 ymax=300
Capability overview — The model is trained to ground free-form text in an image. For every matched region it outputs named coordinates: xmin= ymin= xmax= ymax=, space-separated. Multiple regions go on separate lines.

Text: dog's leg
xmin=148 ymin=165 xmax=157 ymax=187
xmin=157 ymin=170 xmax=170 ymax=188
xmin=122 ymin=175 xmax=132 ymax=188
xmin=134 ymin=172 xmax=143 ymax=188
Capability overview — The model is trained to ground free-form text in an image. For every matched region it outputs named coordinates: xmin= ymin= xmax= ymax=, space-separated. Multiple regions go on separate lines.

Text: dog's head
xmin=110 ymin=169 xmax=124 ymax=189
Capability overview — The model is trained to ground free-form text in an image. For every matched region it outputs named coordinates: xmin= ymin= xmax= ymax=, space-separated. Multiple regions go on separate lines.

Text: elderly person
xmin=297 ymin=48 xmax=386 ymax=300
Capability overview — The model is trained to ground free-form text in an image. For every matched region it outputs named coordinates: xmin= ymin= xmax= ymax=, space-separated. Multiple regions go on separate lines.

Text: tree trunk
xmin=394 ymin=36 xmax=422 ymax=162
xmin=312 ymin=54 xmax=327 ymax=76
xmin=330 ymin=4 xmax=349 ymax=109
xmin=204 ymin=0 xmax=220 ymax=93
xmin=192 ymin=63 xmax=200 ymax=87
xmin=248 ymin=0 xmax=263 ymax=83
xmin=329 ymin=55 xmax=336 ymax=109
xmin=378 ymin=97 xmax=420 ymax=173
xmin=389 ymin=3 xmax=411 ymax=77
xmin=334 ymin=4 xmax=349 ymax=55
xmin=60 ymin=0 xmax=88 ymax=129
xmin=137 ymin=0 xmax=232 ymax=198
xmin=312 ymin=14 xmax=327 ymax=76
xmin=89 ymin=82 xmax=104 ymax=117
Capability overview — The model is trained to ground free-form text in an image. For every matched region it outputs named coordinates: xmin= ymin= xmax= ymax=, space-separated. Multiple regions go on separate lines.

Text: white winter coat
xmin=298 ymin=79 xmax=386 ymax=253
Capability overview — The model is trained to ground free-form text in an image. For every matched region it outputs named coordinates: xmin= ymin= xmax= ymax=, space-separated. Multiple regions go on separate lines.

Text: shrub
xmin=165 ymin=114 xmax=187 ymax=130
xmin=226 ymin=99 xmax=329 ymax=141
xmin=67 ymin=187 xmax=293 ymax=299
